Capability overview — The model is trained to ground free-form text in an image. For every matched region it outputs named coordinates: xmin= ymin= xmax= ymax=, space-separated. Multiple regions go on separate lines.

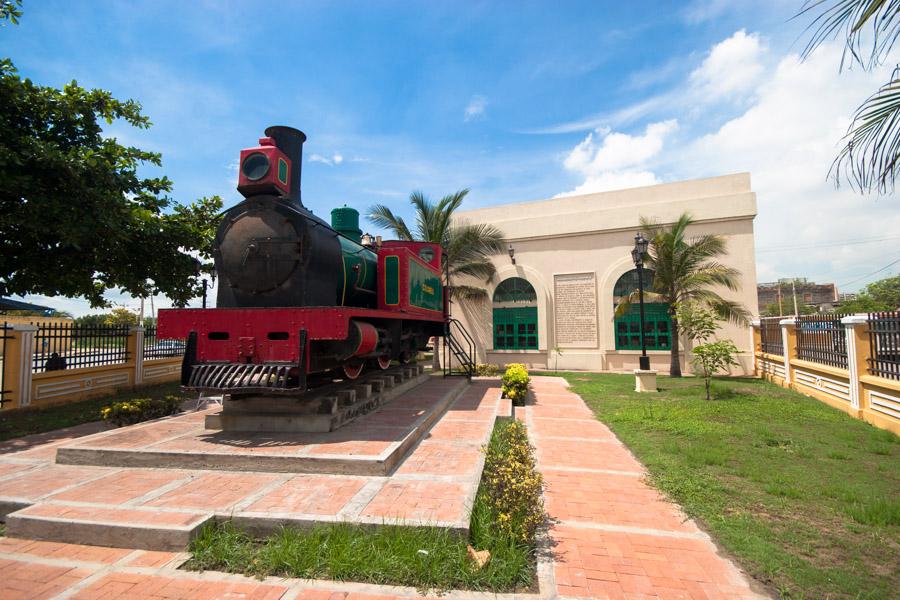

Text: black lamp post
xmin=631 ymin=233 xmax=650 ymax=371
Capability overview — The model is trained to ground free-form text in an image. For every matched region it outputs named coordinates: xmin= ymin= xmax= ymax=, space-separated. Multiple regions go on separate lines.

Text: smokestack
xmin=264 ymin=125 xmax=307 ymax=205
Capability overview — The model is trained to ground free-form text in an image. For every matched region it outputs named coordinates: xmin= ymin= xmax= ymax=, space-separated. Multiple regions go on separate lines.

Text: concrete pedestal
xmin=634 ymin=369 xmax=658 ymax=392
xmin=206 ymin=364 xmax=425 ymax=433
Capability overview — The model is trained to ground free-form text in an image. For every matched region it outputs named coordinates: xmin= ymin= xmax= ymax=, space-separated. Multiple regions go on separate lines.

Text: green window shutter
xmin=384 ymin=256 xmax=399 ymax=305
xmin=493 ymin=306 xmax=538 ymax=350
xmin=614 ymin=303 xmax=671 ymax=350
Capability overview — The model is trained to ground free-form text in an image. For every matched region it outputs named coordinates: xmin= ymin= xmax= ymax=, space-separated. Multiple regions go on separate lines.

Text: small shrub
xmin=101 ymin=395 xmax=182 ymax=427
xmin=475 ymin=363 xmax=501 ymax=376
xmin=473 ymin=420 xmax=546 ymax=545
xmin=501 ymin=363 xmax=530 ymax=406
xmin=690 ymin=340 xmax=740 ymax=400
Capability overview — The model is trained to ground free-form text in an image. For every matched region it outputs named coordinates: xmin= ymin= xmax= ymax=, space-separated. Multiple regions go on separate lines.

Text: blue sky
xmin=4 ymin=0 xmax=898 ymax=315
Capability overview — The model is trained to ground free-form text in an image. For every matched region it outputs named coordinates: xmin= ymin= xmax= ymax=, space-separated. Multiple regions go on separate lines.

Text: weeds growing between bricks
xmin=186 ymin=420 xmax=547 ymax=592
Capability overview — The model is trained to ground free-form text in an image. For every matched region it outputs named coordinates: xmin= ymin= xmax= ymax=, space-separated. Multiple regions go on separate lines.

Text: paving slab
xmin=1 ymin=379 xmax=498 ymax=550
xmin=526 ymin=375 xmax=769 ymax=600
xmin=55 ymin=377 xmax=469 ymax=476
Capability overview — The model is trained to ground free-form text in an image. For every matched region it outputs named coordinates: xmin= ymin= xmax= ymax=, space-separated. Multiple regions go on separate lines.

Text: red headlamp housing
xmin=237 ymin=137 xmax=291 ymax=198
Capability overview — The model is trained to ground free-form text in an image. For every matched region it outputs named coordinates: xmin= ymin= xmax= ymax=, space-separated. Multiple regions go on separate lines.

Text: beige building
xmin=451 ymin=173 xmax=759 ymax=375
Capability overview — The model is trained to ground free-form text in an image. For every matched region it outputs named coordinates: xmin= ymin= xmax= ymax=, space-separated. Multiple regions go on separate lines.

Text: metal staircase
xmin=442 ymin=318 xmax=475 ymax=379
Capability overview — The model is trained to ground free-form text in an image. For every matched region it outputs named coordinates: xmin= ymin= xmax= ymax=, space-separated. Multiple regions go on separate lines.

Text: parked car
xmin=145 ymin=339 xmax=186 ymax=357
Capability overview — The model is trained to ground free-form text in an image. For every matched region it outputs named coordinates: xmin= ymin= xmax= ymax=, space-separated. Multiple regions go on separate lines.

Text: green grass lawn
xmin=557 ymin=372 xmax=899 ymax=599
xmin=0 ymin=381 xmax=188 ymax=442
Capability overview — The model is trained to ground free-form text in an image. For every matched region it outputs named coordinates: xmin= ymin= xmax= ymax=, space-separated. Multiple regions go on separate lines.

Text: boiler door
xmin=219 ymin=208 xmax=302 ymax=294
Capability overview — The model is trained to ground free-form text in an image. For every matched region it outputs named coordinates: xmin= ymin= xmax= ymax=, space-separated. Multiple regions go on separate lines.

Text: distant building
xmin=757 ymin=279 xmax=838 ymax=312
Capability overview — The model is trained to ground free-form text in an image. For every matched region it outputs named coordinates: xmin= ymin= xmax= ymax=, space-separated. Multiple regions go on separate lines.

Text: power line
xmin=838 ymin=256 xmax=900 ymax=288
xmin=757 ymin=234 xmax=900 ymax=253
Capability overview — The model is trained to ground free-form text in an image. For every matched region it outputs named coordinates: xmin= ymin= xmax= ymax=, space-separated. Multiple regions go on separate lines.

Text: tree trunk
xmin=432 ymin=337 xmax=441 ymax=372
xmin=705 ymin=375 xmax=711 ymax=400
xmin=670 ymin=317 xmax=682 ymax=377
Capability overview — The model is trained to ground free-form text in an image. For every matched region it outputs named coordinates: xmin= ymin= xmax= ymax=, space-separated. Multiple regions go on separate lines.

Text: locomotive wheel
xmin=398 ymin=351 xmax=411 ymax=365
xmin=377 ymin=354 xmax=391 ymax=370
xmin=342 ymin=360 xmax=365 ymax=380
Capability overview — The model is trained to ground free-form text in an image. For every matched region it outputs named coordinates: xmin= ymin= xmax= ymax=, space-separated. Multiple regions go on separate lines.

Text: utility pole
xmin=778 ymin=283 xmax=784 ymax=316
xmin=791 ymin=279 xmax=799 ymax=317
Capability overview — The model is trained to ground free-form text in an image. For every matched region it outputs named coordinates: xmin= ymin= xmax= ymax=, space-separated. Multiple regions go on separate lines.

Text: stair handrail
xmin=445 ymin=318 xmax=475 ymax=378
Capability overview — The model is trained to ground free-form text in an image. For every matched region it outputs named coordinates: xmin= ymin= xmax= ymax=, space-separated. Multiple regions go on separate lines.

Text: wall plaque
xmin=554 ymin=272 xmax=598 ymax=348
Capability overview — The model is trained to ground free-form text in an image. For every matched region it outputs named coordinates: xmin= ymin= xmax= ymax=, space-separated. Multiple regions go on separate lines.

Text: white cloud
xmin=682 ymin=0 xmax=731 ymax=24
xmin=557 ymin=120 xmax=678 ymax=196
xmin=464 ymin=95 xmax=487 ymax=122
xmin=309 ymin=153 xmax=344 ymax=166
xmin=689 ymin=29 xmax=765 ymax=100
xmin=528 ymin=30 xmax=765 ymax=136
xmin=678 ymin=43 xmax=900 ymax=289
xmin=555 ymin=32 xmax=898 ymax=291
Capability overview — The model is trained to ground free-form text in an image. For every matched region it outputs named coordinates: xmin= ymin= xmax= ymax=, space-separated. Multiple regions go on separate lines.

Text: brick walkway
xmin=526 ymin=376 xmax=766 ymax=600
xmin=0 ymin=376 xmax=768 ymax=599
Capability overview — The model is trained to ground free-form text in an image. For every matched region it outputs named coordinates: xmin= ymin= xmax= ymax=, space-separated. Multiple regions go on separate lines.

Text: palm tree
xmin=618 ymin=213 xmax=750 ymax=377
xmin=368 ymin=188 xmax=505 ymax=368
xmin=798 ymin=0 xmax=899 ymax=193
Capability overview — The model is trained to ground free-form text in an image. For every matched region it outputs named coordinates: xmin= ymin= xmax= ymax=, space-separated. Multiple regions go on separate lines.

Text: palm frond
xmin=797 ymin=0 xmax=898 ymax=70
xmin=831 ymin=65 xmax=900 ymax=193
xmin=434 ymin=189 xmax=469 ymax=241
xmin=450 ymin=259 xmax=497 ymax=282
xmin=449 ymin=284 xmax=489 ymax=301
xmin=367 ymin=204 xmax=413 ymax=241
xmin=613 ymin=289 xmax=667 ymax=318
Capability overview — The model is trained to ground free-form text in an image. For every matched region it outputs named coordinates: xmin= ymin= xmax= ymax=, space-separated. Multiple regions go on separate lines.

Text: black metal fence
xmin=143 ymin=326 xmax=185 ymax=360
xmin=868 ymin=312 xmax=900 ymax=381
xmin=32 ymin=322 xmax=130 ymax=373
xmin=759 ymin=317 xmax=784 ymax=356
xmin=795 ymin=314 xmax=848 ymax=369
xmin=1 ymin=322 xmax=10 ymax=407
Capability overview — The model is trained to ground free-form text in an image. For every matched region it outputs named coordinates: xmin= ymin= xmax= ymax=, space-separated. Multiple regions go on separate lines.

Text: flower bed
xmin=101 ymin=395 xmax=182 ymax=427
xmin=501 ymin=363 xmax=530 ymax=406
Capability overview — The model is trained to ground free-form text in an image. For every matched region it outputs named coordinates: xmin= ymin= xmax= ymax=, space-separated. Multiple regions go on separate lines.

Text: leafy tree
xmin=105 ymin=308 xmax=138 ymax=326
xmin=619 ymin=213 xmax=749 ymax=377
xmin=368 ymin=189 xmax=505 ymax=369
xmin=761 ymin=301 xmax=818 ymax=317
xmin=74 ymin=314 xmax=108 ymax=327
xmin=0 ymin=8 xmax=222 ymax=307
xmin=691 ymin=340 xmax=740 ymax=400
xmin=798 ymin=0 xmax=900 ymax=193
xmin=0 ymin=1 xmax=22 ymax=24
xmin=676 ymin=302 xmax=719 ymax=344
xmin=865 ymin=273 xmax=900 ymax=307
xmin=836 ymin=274 xmax=900 ymax=312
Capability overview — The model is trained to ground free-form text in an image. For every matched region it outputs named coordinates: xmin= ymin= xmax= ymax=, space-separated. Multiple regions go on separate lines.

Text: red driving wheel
xmin=342 ymin=360 xmax=365 ymax=380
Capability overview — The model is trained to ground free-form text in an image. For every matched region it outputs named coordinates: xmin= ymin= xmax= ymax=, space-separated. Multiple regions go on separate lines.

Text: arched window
xmin=493 ymin=277 xmax=538 ymax=350
xmin=613 ymin=269 xmax=671 ymax=350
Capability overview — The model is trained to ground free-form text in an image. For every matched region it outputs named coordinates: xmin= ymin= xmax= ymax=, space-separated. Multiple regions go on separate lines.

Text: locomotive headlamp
xmin=242 ymin=152 xmax=270 ymax=181
xmin=236 ymin=137 xmax=292 ymax=198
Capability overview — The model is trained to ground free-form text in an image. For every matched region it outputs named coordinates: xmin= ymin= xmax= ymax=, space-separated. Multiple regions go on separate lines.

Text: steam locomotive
xmin=157 ymin=126 xmax=446 ymax=395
